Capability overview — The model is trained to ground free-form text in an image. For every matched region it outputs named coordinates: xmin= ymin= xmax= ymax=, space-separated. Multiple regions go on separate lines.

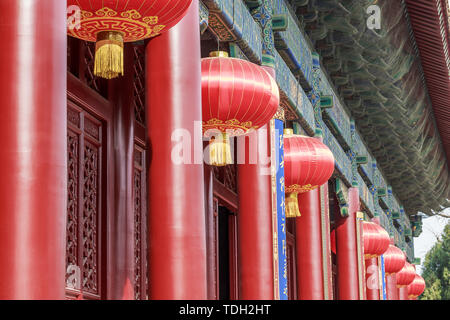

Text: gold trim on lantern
xmin=209 ymin=51 xmax=229 ymax=58
xmin=285 ymin=192 xmax=301 ymax=218
xmin=69 ymin=7 xmax=166 ymax=42
xmin=94 ymin=31 xmax=124 ymax=79
xmin=208 ymin=132 xmax=233 ymax=167
xmin=284 ymin=128 xmax=294 ymax=136
xmin=203 ymin=118 xmax=256 ymax=136
xmin=285 ymin=184 xmax=318 ymax=194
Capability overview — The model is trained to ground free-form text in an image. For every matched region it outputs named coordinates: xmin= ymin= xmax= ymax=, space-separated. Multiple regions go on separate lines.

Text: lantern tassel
xmin=209 ymin=132 xmax=233 ymax=166
xmin=285 ymin=192 xmax=301 ymax=218
xmin=94 ymin=31 xmax=124 ymax=79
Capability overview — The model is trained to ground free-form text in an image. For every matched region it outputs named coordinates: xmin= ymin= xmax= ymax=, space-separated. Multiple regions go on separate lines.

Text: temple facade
xmin=0 ymin=0 xmax=447 ymax=300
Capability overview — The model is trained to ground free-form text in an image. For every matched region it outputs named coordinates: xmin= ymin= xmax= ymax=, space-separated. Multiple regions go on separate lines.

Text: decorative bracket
xmin=336 ymin=178 xmax=349 ymax=218
xmin=356 ymin=155 xmax=368 ymax=165
xmin=244 ymin=0 xmax=262 ymax=9
xmin=272 ymin=14 xmax=288 ymax=31
xmin=320 ymin=95 xmax=334 ymax=109
xmin=377 ymin=188 xmax=387 ymax=197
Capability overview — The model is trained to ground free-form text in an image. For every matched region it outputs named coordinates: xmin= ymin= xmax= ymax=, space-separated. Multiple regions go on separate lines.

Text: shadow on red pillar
xmin=0 ymin=0 xmax=67 ymax=300
xmin=296 ymin=188 xmax=324 ymax=300
xmin=335 ymin=188 xmax=360 ymax=300
xmin=146 ymin=0 xmax=207 ymax=300
xmin=237 ymin=126 xmax=274 ymax=300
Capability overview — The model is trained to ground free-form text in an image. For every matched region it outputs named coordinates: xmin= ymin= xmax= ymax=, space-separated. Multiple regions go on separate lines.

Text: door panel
xmin=66 ymin=100 xmax=108 ymax=300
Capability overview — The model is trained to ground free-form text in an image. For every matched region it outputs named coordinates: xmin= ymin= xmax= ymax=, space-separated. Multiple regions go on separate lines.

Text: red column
xmin=398 ymin=286 xmax=408 ymax=300
xmin=386 ymin=274 xmax=399 ymax=300
xmin=237 ymin=126 xmax=274 ymax=300
xmin=335 ymin=188 xmax=360 ymax=300
xmin=296 ymin=189 xmax=324 ymax=300
xmin=146 ymin=1 xmax=207 ymax=300
xmin=0 ymin=0 xmax=67 ymax=300
xmin=365 ymin=258 xmax=380 ymax=300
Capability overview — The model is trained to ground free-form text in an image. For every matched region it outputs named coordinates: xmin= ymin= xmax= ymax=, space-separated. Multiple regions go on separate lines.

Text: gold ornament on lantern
xmin=67 ymin=0 xmax=193 ymax=79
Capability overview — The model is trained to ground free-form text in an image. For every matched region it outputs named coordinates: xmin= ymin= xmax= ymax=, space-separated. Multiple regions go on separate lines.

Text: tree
xmin=420 ymin=223 xmax=450 ymax=300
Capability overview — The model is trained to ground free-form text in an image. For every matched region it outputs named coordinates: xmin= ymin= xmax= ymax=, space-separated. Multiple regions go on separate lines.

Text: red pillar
xmin=146 ymin=1 xmax=207 ymax=300
xmin=386 ymin=274 xmax=399 ymax=300
xmin=365 ymin=258 xmax=380 ymax=300
xmin=398 ymin=286 xmax=409 ymax=300
xmin=335 ymin=188 xmax=360 ymax=300
xmin=237 ymin=126 xmax=274 ymax=300
xmin=296 ymin=189 xmax=324 ymax=300
xmin=0 ymin=0 xmax=67 ymax=300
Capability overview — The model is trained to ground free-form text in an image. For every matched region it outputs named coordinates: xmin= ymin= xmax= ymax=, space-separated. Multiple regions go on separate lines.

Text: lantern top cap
xmin=209 ymin=51 xmax=229 ymax=58
xmin=284 ymin=128 xmax=294 ymax=136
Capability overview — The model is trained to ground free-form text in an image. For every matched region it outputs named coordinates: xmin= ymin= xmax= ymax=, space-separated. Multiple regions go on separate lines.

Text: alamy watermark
xmin=67 ymin=5 xmax=81 ymax=31
xmin=366 ymin=264 xmax=380 ymax=290
xmin=367 ymin=5 xmax=381 ymax=30
xmin=170 ymin=121 xmax=278 ymax=176
xmin=66 ymin=264 xmax=81 ymax=290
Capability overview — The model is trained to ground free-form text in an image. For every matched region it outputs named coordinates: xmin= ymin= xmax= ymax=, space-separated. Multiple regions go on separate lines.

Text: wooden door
xmin=66 ymin=74 xmax=112 ymax=300
xmin=66 ymin=39 xmax=149 ymax=300
xmin=205 ymin=162 xmax=239 ymax=300
xmin=286 ymin=219 xmax=297 ymax=300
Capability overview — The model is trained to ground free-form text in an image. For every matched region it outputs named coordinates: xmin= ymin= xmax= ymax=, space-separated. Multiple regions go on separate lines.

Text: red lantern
xmin=283 ymin=130 xmax=335 ymax=217
xmin=396 ymin=261 xmax=416 ymax=288
xmin=408 ymin=274 xmax=426 ymax=298
xmin=362 ymin=221 xmax=390 ymax=258
xmin=201 ymin=51 xmax=279 ymax=166
xmin=383 ymin=244 xmax=406 ymax=275
xmin=67 ymin=0 xmax=192 ymax=78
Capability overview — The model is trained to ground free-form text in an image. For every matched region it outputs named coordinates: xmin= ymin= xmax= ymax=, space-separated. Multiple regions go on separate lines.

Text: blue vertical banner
xmin=379 ymin=255 xmax=387 ymax=300
xmin=270 ymin=116 xmax=288 ymax=300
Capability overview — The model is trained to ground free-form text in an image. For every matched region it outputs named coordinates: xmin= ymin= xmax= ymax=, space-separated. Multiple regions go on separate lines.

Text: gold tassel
xmin=94 ymin=31 xmax=124 ymax=79
xmin=209 ymin=132 xmax=233 ymax=166
xmin=285 ymin=192 xmax=301 ymax=218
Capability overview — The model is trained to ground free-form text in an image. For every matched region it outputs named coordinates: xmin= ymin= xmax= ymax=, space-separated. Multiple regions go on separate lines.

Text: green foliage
xmin=420 ymin=224 xmax=450 ymax=300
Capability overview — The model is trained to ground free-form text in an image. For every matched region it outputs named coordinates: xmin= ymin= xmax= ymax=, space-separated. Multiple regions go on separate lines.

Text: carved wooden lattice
xmin=134 ymin=145 xmax=148 ymax=300
xmin=83 ymin=42 xmax=101 ymax=93
xmin=66 ymin=38 xmax=108 ymax=98
xmin=67 ymin=131 xmax=79 ymax=280
xmin=213 ymin=164 xmax=238 ymax=193
xmin=134 ymin=168 xmax=142 ymax=299
xmin=133 ymin=43 xmax=148 ymax=300
xmin=82 ymin=141 xmax=99 ymax=294
xmin=133 ymin=46 xmax=146 ymax=126
xmin=66 ymin=105 xmax=103 ymax=299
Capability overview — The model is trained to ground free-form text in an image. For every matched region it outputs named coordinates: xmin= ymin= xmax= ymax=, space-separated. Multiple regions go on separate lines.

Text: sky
xmin=414 ymin=208 xmax=449 ymax=274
